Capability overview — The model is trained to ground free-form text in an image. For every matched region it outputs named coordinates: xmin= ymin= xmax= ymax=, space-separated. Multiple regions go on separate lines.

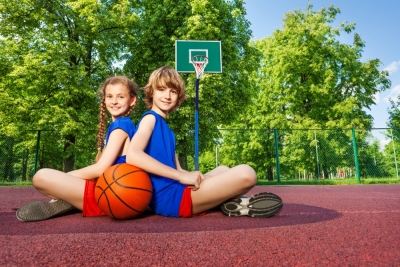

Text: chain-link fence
xmin=1 ymin=128 xmax=398 ymax=183
xmin=199 ymin=128 xmax=398 ymax=183
xmin=0 ymin=130 xmax=97 ymax=182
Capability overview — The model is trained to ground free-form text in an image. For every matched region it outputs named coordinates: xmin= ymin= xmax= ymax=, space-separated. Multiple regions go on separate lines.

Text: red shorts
xmin=178 ymin=187 xmax=192 ymax=217
xmin=178 ymin=187 xmax=206 ymax=217
xmin=82 ymin=179 xmax=105 ymax=217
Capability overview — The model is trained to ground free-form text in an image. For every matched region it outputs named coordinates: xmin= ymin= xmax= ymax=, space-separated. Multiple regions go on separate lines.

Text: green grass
xmin=0 ymin=181 xmax=33 ymax=187
xmin=257 ymin=177 xmax=400 ymax=186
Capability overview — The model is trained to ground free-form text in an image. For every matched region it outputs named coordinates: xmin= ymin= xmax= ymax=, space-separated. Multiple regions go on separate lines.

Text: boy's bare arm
xmin=127 ymin=115 xmax=204 ymax=189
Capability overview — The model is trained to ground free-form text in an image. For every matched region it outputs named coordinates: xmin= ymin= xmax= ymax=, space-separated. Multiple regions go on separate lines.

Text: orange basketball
xmin=95 ymin=163 xmax=152 ymax=219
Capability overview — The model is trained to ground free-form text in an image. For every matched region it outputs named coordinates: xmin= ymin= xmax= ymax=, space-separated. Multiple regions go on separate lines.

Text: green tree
xmin=383 ymin=138 xmax=400 ymax=178
xmin=383 ymin=97 xmax=400 ymax=178
xmin=387 ymin=98 xmax=400 ymax=137
xmin=357 ymin=135 xmax=387 ymax=178
xmin=226 ymin=4 xmax=391 ymax=180
xmin=0 ymin=0 xmax=139 ymax=172
xmin=253 ymin=4 xmax=390 ymax=130
xmin=124 ymin=0 xmax=259 ymax=171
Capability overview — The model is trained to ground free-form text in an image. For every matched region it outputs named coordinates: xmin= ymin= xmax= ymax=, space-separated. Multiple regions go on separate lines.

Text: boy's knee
xmin=216 ymin=165 xmax=230 ymax=172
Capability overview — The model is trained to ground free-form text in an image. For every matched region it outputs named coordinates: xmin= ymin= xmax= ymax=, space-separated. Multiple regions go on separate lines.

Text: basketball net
xmin=191 ymin=55 xmax=208 ymax=79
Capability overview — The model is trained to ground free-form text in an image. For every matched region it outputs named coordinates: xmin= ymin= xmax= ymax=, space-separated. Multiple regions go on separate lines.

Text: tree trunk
xmin=5 ymin=137 xmax=14 ymax=181
xmin=178 ymin=153 xmax=188 ymax=170
xmin=267 ymin=166 xmax=274 ymax=181
xmin=22 ymin=149 xmax=28 ymax=181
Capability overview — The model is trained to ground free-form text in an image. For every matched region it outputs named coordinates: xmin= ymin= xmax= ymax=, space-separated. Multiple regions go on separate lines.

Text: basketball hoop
xmin=191 ymin=55 xmax=208 ymax=79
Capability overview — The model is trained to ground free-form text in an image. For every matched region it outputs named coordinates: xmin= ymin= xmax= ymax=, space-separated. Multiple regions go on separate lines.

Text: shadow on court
xmin=0 ymin=203 xmax=340 ymax=235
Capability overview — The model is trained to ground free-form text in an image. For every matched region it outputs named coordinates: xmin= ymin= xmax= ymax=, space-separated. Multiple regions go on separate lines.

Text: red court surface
xmin=1 ymin=185 xmax=399 ymax=266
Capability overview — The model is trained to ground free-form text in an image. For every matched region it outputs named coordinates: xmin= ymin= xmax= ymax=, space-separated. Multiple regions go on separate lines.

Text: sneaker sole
xmin=221 ymin=192 xmax=283 ymax=218
xmin=16 ymin=200 xmax=74 ymax=222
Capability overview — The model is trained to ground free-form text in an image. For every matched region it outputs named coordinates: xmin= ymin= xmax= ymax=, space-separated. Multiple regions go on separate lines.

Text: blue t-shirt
xmin=105 ymin=116 xmax=136 ymax=165
xmin=138 ymin=110 xmax=185 ymax=217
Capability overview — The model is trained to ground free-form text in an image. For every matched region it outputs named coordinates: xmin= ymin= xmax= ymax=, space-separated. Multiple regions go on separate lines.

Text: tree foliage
xmin=383 ymin=97 xmax=400 ymax=177
xmin=0 ymin=1 xmax=393 ymax=180
xmin=0 ymin=0 xmax=139 ymax=171
xmin=387 ymin=97 xmax=400 ymax=133
xmin=251 ymin=4 xmax=390 ymax=130
xmin=124 ymin=0 xmax=259 ymax=171
xmin=219 ymin=4 xmax=391 ymax=180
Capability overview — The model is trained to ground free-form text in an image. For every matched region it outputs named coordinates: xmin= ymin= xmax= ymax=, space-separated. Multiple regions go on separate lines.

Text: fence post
xmin=235 ymin=130 xmax=238 ymax=165
xmin=390 ymin=129 xmax=399 ymax=178
xmin=273 ymin=129 xmax=281 ymax=185
xmin=351 ymin=128 xmax=361 ymax=184
xmin=34 ymin=130 xmax=41 ymax=174
xmin=314 ymin=130 xmax=320 ymax=180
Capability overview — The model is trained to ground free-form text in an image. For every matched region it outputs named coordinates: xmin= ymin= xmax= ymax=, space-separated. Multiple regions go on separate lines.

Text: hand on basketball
xmin=178 ymin=171 xmax=205 ymax=191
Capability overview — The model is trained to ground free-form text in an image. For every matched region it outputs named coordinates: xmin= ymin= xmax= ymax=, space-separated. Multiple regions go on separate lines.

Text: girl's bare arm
xmin=68 ymin=129 xmax=128 ymax=179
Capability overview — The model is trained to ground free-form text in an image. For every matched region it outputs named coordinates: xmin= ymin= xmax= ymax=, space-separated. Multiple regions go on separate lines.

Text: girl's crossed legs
xmin=17 ymin=169 xmax=89 ymax=221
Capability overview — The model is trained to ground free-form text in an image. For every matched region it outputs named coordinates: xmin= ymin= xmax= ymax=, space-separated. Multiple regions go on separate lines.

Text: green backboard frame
xmin=175 ymin=40 xmax=222 ymax=73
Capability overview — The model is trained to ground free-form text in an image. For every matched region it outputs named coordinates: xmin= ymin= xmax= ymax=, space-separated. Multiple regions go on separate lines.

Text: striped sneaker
xmin=16 ymin=199 xmax=75 ymax=222
xmin=221 ymin=192 xmax=283 ymax=218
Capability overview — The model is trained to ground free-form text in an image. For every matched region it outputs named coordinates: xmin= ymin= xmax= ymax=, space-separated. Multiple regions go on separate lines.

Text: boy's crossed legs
xmin=192 ymin=164 xmax=283 ymax=217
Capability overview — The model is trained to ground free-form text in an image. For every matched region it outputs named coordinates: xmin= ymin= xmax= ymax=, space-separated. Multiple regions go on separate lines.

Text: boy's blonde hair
xmin=143 ymin=66 xmax=187 ymax=112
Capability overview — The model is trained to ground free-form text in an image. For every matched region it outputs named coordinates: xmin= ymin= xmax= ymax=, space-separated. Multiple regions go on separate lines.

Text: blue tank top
xmin=105 ymin=116 xmax=136 ymax=165
xmin=138 ymin=110 xmax=185 ymax=217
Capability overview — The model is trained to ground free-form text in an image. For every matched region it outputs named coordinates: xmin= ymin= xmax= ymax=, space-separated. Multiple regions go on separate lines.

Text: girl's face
xmin=104 ymin=83 xmax=136 ymax=121
xmin=151 ymin=85 xmax=178 ymax=118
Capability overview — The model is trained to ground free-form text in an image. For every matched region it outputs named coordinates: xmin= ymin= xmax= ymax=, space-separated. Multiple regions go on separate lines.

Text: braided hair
xmin=94 ymin=76 xmax=138 ymax=163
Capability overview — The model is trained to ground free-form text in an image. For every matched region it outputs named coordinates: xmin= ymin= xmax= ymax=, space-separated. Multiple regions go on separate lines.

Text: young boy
xmin=126 ymin=66 xmax=282 ymax=218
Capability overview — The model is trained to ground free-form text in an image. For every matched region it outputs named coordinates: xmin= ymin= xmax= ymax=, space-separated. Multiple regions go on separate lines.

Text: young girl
xmin=126 ymin=66 xmax=282 ymax=218
xmin=17 ymin=76 xmax=138 ymax=221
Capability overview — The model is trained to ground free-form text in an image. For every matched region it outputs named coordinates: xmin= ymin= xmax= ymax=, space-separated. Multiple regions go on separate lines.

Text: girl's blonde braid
xmin=94 ymin=99 xmax=107 ymax=163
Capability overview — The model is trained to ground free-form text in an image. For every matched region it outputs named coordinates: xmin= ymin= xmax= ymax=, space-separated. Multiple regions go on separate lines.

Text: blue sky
xmin=244 ymin=0 xmax=400 ymax=144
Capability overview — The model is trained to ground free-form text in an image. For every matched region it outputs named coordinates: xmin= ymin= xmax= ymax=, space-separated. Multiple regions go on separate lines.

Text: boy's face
xmin=151 ymin=86 xmax=178 ymax=117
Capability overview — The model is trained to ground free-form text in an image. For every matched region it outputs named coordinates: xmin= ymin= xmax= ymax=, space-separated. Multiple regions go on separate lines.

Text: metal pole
xmin=390 ymin=129 xmax=398 ymax=178
xmin=351 ymin=128 xmax=361 ymax=184
xmin=194 ymin=78 xmax=199 ymax=171
xmin=314 ymin=130 xmax=320 ymax=180
xmin=235 ymin=130 xmax=238 ymax=165
xmin=273 ymin=129 xmax=281 ymax=185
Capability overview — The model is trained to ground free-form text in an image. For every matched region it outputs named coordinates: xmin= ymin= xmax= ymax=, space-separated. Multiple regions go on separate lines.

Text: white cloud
xmin=383 ymin=84 xmax=400 ymax=103
xmin=384 ymin=60 xmax=400 ymax=75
